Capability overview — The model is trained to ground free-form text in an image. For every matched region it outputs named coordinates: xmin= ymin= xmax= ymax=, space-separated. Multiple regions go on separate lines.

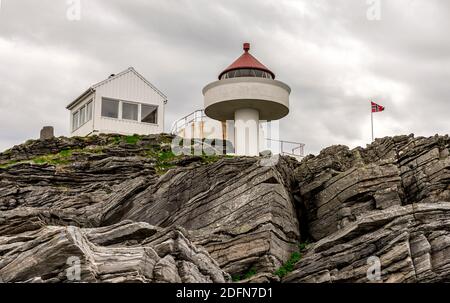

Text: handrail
xmin=265 ymin=138 xmax=305 ymax=157
xmin=171 ymin=109 xmax=206 ymax=134
xmin=171 ymin=112 xmax=306 ymax=157
xmin=266 ymin=138 xmax=305 ymax=147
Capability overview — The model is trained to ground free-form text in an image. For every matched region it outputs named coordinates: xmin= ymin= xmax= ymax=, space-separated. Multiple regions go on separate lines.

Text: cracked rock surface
xmin=286 ymin=134 xmax=450 ymax=282
xmin=0 ymin=133 xmax=449 ymax=283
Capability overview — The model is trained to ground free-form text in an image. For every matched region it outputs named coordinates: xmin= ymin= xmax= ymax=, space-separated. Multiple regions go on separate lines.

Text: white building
xmin=66 ymin=67 xmax=167 ymax=137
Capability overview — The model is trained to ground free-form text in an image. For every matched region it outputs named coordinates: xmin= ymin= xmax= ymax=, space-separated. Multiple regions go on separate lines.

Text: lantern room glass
xmin=220 ymin=68 xmax=273 ymax=80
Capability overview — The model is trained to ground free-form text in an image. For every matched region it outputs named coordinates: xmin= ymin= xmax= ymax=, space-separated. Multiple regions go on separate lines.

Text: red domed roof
xmin=218 ymin=43 xmax=275 ymax=80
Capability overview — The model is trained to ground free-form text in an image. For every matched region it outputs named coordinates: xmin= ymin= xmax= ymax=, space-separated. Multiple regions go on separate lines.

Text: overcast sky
xmin=0 ymin=0 xmax=448 ymax=154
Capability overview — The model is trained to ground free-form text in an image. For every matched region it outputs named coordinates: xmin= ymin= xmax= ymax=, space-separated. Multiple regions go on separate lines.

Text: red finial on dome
xmin=218 ymin=43 xmax=275 ymax=80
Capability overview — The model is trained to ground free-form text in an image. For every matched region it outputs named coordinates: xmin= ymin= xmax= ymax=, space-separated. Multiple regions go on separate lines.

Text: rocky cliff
xmin=0 ymin=133 xmax=449 ymax=283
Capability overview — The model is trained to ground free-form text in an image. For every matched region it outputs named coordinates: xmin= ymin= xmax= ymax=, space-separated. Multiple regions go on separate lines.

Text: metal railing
xmin=265 ymin=138 xmax=305 ymax=158
xmin=171 ymin=110 xmax=305 ymax=158
xmin=171 ymin=109 xmax=206 ymax=135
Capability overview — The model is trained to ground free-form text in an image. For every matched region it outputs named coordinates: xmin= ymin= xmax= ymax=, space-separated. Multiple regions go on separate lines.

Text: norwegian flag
xmin=371 ymin=101 xmax=385 ymax=113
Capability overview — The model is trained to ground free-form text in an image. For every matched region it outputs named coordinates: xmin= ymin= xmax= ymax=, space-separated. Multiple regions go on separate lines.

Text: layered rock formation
xmin=0 ymin=221 xmax=229 ymax=283
xmin=0 ymin=133 xmax=449 ymax=283
xmin=0 ymin=134 xmax=298 ymax=282
xmin=286 ymin=134 xmax=450 ymax=282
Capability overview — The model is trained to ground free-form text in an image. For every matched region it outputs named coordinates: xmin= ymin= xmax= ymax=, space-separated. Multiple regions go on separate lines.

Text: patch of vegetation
xmin=145 ymin=149 xmax=177 ymax=174
xmin=298 ymin=241 xmax=309 ymax=251
xmin=159 ymin=134 xmax=174 ymax=144
xmin=157 ymin=150 xmax=176 ymax=162
xmin=32 ymin=154 xmax=71 ymax=166
xmin=125 ymin=135 xmax=141 ymax=145
xmin=109 ymin=134 xmax=142 ymax=145
xmin=112 ymin=136 xmax=122 ymax=145
xmin=200 ymin=153 xmax=235 ymax=164
xmin=243 ymin=267 xmax=257 ymax=280
xmin=274 ymin=241 xmax=309 ymax=278
xmin=85 ymin=146 xmax=104 ymax=154
xmin=0 ymin=160 xmax=19 ymax=169
xmin=274 ymin=252 xmax=301 ymax=278
xmin=31 ymin=148 xmax=78 ymax=165
xmin=16 ymin=147 xmax=103 ymax=167
xmin=1 ymin=152 xmax=74 ymax=168
xmin=58 ymin=149 xmax=73 ymax=157
xmin=200 ymin=155 xmax=221 ymax=164
xmin=231 ymin=267 xmax=258 ymax=282
xmin=142 ymin=139 xmax=235 ymax=175
xmin=154 ymin=150 xmax=176 ymax=174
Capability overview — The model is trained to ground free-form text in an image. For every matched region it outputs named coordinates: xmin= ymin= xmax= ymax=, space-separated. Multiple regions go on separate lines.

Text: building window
xmin=71 ymin=100 xmax=93 ymax=132
xmin=122 ymin=102 xmax=138 ymax=121
xmin=80 ymin=106 xmax=86 ymax=125
xmin=72 ymin=111 xmax=79 ymax=131
xmin=220 ymin=68 xmax=273 ymax=80
xmin=141 ymin=104 xmax=158 ymax=124
xmin=101 ymin=98 xmax=119 ymax=118
xmin=86 ymin=101 xmax=93 ymax=121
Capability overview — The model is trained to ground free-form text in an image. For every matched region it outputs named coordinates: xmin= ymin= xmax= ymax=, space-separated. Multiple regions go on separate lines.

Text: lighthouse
xmin=203 ymin=43 xmax=291 ymax=156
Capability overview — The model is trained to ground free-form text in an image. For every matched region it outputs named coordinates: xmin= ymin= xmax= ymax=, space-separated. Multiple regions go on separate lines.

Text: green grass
xmin=158 ymin=150 xmax=176 ymax=162
xmin=154 ymin=150 xmax=176 ymax=174
xmin=0 ymin=160 xmax=18 ymax=169
xmin=298 ymin=241 xmax=309 ymax=251
xmin=274 ymin=252 xmax=302 ymax=278
xmin=151 ymin=150 xmax=233 ymax=175
xmin=274 ymin=241 xmax=309 ymax=278
xmin=58 ymin=149 xmax=73 ymax=157
xmin=0 ymin=147 xmax=105 ymax=168
xmin=112 ymin=136 xmax=122 ymax=144
xmin=144 ymin=150 xmax=177 ymax=175
xmin=32 ymin=155 xmax=71 ymax=165
xmin=201 ymin=155 xmax=217 ymax=164
xmin=232 ymin=267 xmax=258 ymax=282
xmin=110 ymin=135 xmax=142 ymax=145
xmin=125 ymin=135 xmax=141 ymax=145
xmin=243 ymin=267 xmax=257 ymax=280
xmin=31 ymin=148 xmax=76 ymax=165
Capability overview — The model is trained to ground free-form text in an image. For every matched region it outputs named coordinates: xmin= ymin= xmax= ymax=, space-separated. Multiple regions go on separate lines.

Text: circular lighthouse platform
xmin=203 ymin=76 xmax=291 ymax=121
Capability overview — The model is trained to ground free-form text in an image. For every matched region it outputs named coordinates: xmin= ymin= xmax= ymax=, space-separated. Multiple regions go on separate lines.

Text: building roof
xmin=66 ymin=67 xmax=167 ymax=110
xmin=218 ymin=43 xmax=275 ymax=80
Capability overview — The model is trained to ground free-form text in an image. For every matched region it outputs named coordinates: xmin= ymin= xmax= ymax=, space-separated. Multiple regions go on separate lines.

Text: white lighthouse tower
xmin=203 ymin=43 xmax=291 ymax=156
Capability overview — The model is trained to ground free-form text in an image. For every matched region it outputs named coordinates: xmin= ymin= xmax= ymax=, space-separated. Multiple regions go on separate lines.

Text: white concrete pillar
xmin=234 ymin=108 xmax=259 ymax=156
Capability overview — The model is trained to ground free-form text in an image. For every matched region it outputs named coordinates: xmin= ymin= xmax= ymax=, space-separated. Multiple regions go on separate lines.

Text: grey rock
xmin=259 ymin=150 xmax=272 ymax=157
xmin=40 ymin=126 xmax=54 ymax=140
xmin=286 ymin=134 xmax=450 ymax=282
xmin=0 ymin=133 xmax=449 ymax=283
xmin=0 ymin=221 xmax=228 ymax=283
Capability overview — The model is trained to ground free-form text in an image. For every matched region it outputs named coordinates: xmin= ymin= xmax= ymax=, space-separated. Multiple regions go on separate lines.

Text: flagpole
xmin=371 ymin=110 xmax=374 ymax=142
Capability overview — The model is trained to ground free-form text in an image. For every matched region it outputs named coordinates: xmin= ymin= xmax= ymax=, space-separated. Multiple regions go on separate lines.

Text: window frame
xmin=121 ymin=101 xmax=139 ymax=121
xmin=79 ymin=106 xmax=86 ymax=125
xmin=141 ymin=104 xmax=158 ymax=125
xmin=72 ymin=111 xmax=79 ymax=131
xmin=86 ymin=101 xmax=93 ymax=122
xmin=98 ymin=97 xmax=160 ymax=125
xmin=71 ymin=99 xmax=93 ymax=132
xmin=101 ymin=97 xmax=120 ymax=119
xmin=220 ymin=68 xmax=273 ymax=80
